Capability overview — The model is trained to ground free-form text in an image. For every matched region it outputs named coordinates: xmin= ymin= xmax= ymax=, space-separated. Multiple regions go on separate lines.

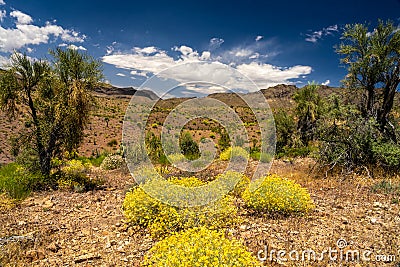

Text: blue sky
xmin=0 ymin=0 xmax=399 ymax=97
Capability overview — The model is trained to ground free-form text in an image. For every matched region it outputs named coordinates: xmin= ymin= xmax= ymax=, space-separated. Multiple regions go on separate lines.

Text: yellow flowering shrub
xmin=57 ymin=159 xmax=101 ymax=191
xmin=123 ymin=176 xmax=239 ymax=238
xmin=142 ymin=227 xmax=260 ymax=267
xmin=242 ymin=174 xmax=314 ymax=214
xmin=167 ymin=153 xmax=187 ymax=164
xmin=215 ymin=171 xmax=250 ymax=198
xmin=219 ymin=146 xmax=249 ymax=161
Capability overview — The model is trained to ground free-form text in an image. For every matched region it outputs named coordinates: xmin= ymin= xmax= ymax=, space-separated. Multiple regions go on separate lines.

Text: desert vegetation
xmin=0 ymin=20 xmax=399 ymax=266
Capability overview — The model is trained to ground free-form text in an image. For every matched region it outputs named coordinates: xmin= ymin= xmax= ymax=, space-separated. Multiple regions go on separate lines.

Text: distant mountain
xmin=94 ymin=84 xmax=159 ymax=100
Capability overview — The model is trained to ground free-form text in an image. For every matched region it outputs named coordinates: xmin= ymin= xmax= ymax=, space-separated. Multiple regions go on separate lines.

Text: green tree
xmin=218 ymin=129 xmax=231 ymax=151
xmin=179 ymin=131 xmax=200 ymax=160
xmin=0 ymin=48 xmax=102 ymax=177
xmin=293 ymin=83 xmax=325 ymax=144
xmin=337 ymin=19 xmax=400 ymax=140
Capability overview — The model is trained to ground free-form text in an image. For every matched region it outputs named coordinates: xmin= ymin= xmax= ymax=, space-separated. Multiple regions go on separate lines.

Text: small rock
xmin=42 ymin=200 xmax=54 ymax=209
xmin=74 ymin=253 xmax=101 ymax=263
xmin=239 ymin=225 xmax=248 ymax=231
xmin=370 ymin=218 xmax=378 ymax=224
xmin=26 ymin=249 xmax=45 ymax=261
xmin=47 ymin=242 xmax=60 ymax=253
xmin=342 ymin=217 xmax=349 ymax=224
xmin=373 ymin=202 xmax=383 ymax=208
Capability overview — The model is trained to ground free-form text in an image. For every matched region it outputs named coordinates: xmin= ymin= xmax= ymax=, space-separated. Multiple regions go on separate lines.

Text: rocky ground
xmin=0 ymin=160 xmax=399 ymax=267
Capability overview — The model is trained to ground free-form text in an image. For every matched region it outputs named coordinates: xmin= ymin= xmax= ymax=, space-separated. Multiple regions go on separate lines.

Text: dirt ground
xmin=0 ymin=159 xmax=399 ymax=267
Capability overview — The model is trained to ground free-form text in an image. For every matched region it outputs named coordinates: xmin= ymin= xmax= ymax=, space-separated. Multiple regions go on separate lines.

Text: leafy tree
xmin=179 ymin=131 xmax=200 ymax=160
xmin=0 ymin=48 xmax=102 ymax=177
xmin=218 ymin=129 xmax=231 ymax=151
xmin=337 ymin=19 xmax=400 ymax=140
xmin=293 ymin=82 xmax=325 ymax=144
xmin=273 ymin=109 xmax=297 ymax=154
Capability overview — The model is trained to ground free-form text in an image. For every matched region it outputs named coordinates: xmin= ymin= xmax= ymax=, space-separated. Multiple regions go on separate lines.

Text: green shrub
xmin=218 ymin=130 xmax=231 ymax=151
xmin=100 ymin=154 xmax=124 ymax=170
xmin=250 ymin=152 xmax=273 ymax=163
xmin=107 ymin=139 xmax=118 ymax=147
xmin=142 ymin=227 xmax=259 ymax=267
xmin=123 ymin=176 xmax=238 ymax=238
xmin=371 ymin=141 xmax=400 ymax=169
xmin=0 ymin=163 xmax=42 ymax=199
xmin=89 ymin=154 xmax=106 ymax=167
xmin=243 ymin=174 xmax=314 ymax=214
xmin=219 ymin=146 xmax=249 ymax=161
xmin=179 ymin=131 xmax=200 ymax=160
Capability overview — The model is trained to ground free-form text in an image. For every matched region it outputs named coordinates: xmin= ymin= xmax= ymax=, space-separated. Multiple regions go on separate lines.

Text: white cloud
xmin=0 ymin=17 xmax=85 ymax=52
xmin=102 ymin=44 xmax=312 ymax=94
xmin=116 ymin=73 xmax=126 ymax=77
xmin=234 ymin=49 xmax=253 ymax=57
xmin=209 ymin=37 xmax=224 ymax=49
xmin=134 ymin=46 xmax=158 ymax=54
xmin=0 ymin=10 xmax=5 ymax=22
xmin=67 ymin=44 xmax=86 ymax=51
xmin=0 ymin=54 xmax=9 ymax=67
xmin=321 ymin=79 xmax=330 ymax=86
xmin=10 ymin=10 xmax=33 ymax=25
xmin=255 ymin=35 xmax=263 ymax=41
xmin=200 ymin=51 xmax=211 ymax=60
xmin=305 ymin=24 xmax=338 ymax=43
xmin=0 ymin=0 xmax=5 ymax=5
xmin=249 ymin=53 xmax=259 ymax=59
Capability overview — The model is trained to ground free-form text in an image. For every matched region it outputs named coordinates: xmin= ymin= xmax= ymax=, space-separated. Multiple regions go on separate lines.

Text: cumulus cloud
xmin=134 ymin=46 xmax=158 ymax=54
xmin=116 ymin=73 xmax=126 ymax=77
xmin=102 ymin=44 xmax=312 ymax=95
xmin=0 ymin=0 xmax=5 ymax=5
xmin=66 ymin=44 xmax=86 ymax=51
xmin=10 ymin=10 xmax=33 ymax=24
xmin=305 ymin=24 xmax=338 ymax=43
xmin=255 ymin=35 xmax=263 ymax=41
xmin=0 ymin=10 xmax=85 ymax=52
xmin=321 ymin=79 xmax=330 ymax=86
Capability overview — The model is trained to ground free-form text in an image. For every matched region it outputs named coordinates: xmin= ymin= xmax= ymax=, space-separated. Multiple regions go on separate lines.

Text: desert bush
xmin=250 ymin=152 xmax=273 ymax=163
xmin=123 ymin=176 xmax=238 ymax=238
xmin=371 ymin=141 xmax=400 ymax=170
xmin=100 ymin=154 xmax=124 ymax=170
xmin=167 ymin=153 xmax=187 ymax=164
xmin=142 ymin=227 xmax=259 ymax=267
xmin=0 ymin=163 xmax=42 ymax=199
xmin=219 ymin=146 xmax=249 ymax=161
xmin=107 ymin=139 xmax=118 ymax=147
xmin=218 ymin=129 xmax=231 ymax=151
xmin=179 ymin=131 xmax=200 ymax=160
xmin=243 ymin=174 xmax=314 ymax=214
xmin=216 ymin=171 xmax=250 ymax=198
xmin=57 ymin=159 xmax=97 ymax=191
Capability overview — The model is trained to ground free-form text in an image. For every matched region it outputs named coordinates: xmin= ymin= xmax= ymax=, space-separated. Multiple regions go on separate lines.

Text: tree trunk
xmin=366 ymin=86 xmax=375 ymax=117
xmin=378 ymin=67 xmax=400 ymax=141
xmin=27 ymin=88 xmax=51 ymax=177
